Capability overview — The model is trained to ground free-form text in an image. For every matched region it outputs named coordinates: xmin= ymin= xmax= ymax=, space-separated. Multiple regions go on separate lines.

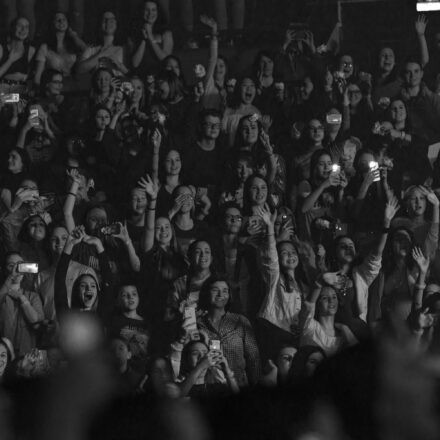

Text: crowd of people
xmin=1 ymin=1 xmax=440 ymax=434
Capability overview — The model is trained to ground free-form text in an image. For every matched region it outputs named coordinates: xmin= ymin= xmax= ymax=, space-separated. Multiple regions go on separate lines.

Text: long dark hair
xmin=71 ymin=273 xmax=100 ymax=310
xmin=45 ymin=12 xmax=77 ymax=53
xmin=382 ymin=226 xmax=417 ymax=276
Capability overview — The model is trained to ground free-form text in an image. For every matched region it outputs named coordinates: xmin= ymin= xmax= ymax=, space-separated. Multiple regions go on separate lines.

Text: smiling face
xmin=240 ymin=118 xmax=259 ymax=145
xmin=240 ymin=78 xmax=256 ymax=105
xmin=144 ymin=1 xmax=158 ymax=24
xmin=8 ymin=150 xmax=23 ymax=174
xmin=335 ymin=237 xmax=356 ymax=264
xmin=390 ymin=99 xmax=407 ymax=124
xmin=78 ymin=275 xmax=98 ymax=309
xmin=130 ymin=188 xmax=147 ymax=215
xmin=315 ymin=153 xmax=332 ymax=180
xmin=101 ymin=11 xmax=117 ymax=35
xmin=164 ymin=150 xmax=181 ymax=176
xmin=14 ymin=17 xmax=29 ymax=40
xmin=379 ymin=47 xmax=395 ymax=74
xmin=278 ymin=242 xmax=298 ymax=271
xmin=190 ymin=241 xmax=212 ymax=271
xmin=318 ymin=286 xmax=338 ymax=316
xmin=27 ymin=216 xmax=46 ymax=242
xmin=155 ymin=216 xmax=172 ymax=245
xmin=404 ymin=62 xmax=423 ymax=88
xmin=119 ymin=285 xmax=139 ymax=311
xmin=215 ymin=58 xmax=227 ymax=78
xmin=47 ymin=73 xmax=63 ymax=96
xmin=50 ymin=226 xmax=68 ymax=256
xmin=95 ymin=108 xmax=111 ymax=130
xmin=248 ymin=176 xmax=268 ymax=206
xmin=209 ymin=280 xmax=230 ymax=310
xmin=53 ymin=12 xmax=68 ymax=32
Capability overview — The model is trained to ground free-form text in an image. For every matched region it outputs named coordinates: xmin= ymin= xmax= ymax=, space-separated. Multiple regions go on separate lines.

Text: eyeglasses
xmin=225 ymin=215 xmax=243 ymax=222
xmin=204 ymin=123 xmax=221 ymax=129
xmin=342 ymin=62 xmax=353 ymax=68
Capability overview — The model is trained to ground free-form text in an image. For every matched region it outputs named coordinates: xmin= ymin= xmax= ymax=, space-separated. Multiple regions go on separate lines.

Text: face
xmin=404 ymin=62 xmax=423 ymax=88
xmin=86 ymin=208 xmax=107 ymax=234
xmin=96 ymin=70 xmax=112 ymax=92
xmin=130 ymin=188 xmax=147 ymax=214
xmin=300 ymin=77 xmax=314 ymax=101
xmin=155 ymin=217 xmax=172 ymax=245
xmin=318 ymin=287 xmax=338 ymax=316
xmin=339 ymin=55 xmax=354 ymax=78
xmin=8 ymin=150 xmax=23 ymax=174
xmin=209 ymin=281 xmax=230 ymax=309
xmin=407 ymin=188 xmax=426 ymax=216
xmin=144 ymin=1 xmax=158 ymax=24
xmin=27 ymin=216 xmax=46 ymax=242
xmin=358 ymin=152 xmax=375 ymax=173
xmin=259 ymin=55 xmax=274 ymax=76
xmin=164 ymin=58 xmax=180 ymax=77
xmin=5 ymin=254 xmax=24 ymax=283
xmin=224 ymin=207 xmax=243 ymax=233
xmin=240 ymin=78 xmax=256 ymax=104
xmin=14 ymin=17 xmax=29 ymax=40
xmin=276 ymin=346 xmax=297 ymax=377
xmin=392 ymin=230 xmax=412 ymax=258
xmin=202 ymin=115 xmax=221 ymax=140
xmin=308 ymin=119 xmax=324 ymax=143
xmin=0 ymin=345 xmax=8 ymax=377
xmin=78 ymin=275 xmax=98 ymax=309
xmin=347 ymin=85 xmax=362 ymax=107
xmin=102 ymin=11 xmax=117 ymax=35
xmin=240 ymin=118 xmax=259 ymax=145
xmin=236 ymin=159 xmax=253 ymax=183
xmin=47 ymin=74 xmax=63 ymax=96
xmin=390 ymin=100 xmax=407 ymax=123
xmin=131 ymin=78 xmax=144 ymax=103
xmin=50 ymin=227 xmax=69 ymax=256
xmin=278 ymin=242 xmax=298 ymax=271
xmin=248 ymin=177 xmax=268 ymax=206
xmin=315 ymin=154 xmax=332 ymax=180
xmin=379 ymin=48 xmax=395 ymax=73
xmin=53 ymin=13 xmax=68 ymax=32
xmin=188 ymin=342 xmax=208 ymax=368
xmin=304 ymin=351 xmax=325 ymax=377
xmin=190 ymin=241 xmax=212 ymax=270
xmin=215 ymin=58 xmax=227 ymax=77
xmin=95 ymin=109 xmax=111 ymax=130
xmin=158 ymin=80 xmax=170 ymax=100
xmin=111 ymin=339 xmax=131 ymax=365
xmin=119 ymin=285 xmax=139 ymax=311
xmin=336 ymin=237 xmax=356 ymax=264
xmin=164 ymin=150 xmax=181 ymax=176
xmin=175 ymin=186 xmax=194 ymax=213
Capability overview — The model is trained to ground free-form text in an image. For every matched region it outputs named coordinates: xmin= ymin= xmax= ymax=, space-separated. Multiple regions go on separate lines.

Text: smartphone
xmin=100 ymin=223 xmax=121 ymax=236
xmin=326 ymin=113 xmax=342 ymax=124
xmin=17 ymin=262 xmax=39 ymax=274
xmin=369 ymin=161 xmax=381 ymax=182
xmin=29 ymin=108 xmax=40 ymax=127
xmin=331 ymin=164 xmax=341 ymax=174
xmin=3 ymin=93 xmax=19 ymax=103
xmin=209 ymin=339 xmax=221 ymax=351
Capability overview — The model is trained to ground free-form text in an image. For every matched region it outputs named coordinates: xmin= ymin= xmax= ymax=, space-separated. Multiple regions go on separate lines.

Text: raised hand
xmin=322 ymin=271 xmax=345 ymax=290
xmin=418 ymin=185 xmax=440 ymax=207
xmin=412 ymin=246 xmax=430 ymax=274
xmin=254 ymin=203 xmax=276 ymax=226
xmin=137 ymin=174 xmax=158 ymax=199
xmin=261 ymin=115 xmax=273 ymax=133
xmin=112 ymin=221 xmax=130 ymax=243
xmin=68 ymin=225 xmax=86 ymax=247
xmin=151 ymin=128 xmax=162 ymax=152
xmin=259 ymin=131 xmax=273 ymax=155
xmin=200 ymin=15 xmax=217 ymax=33
xmin=415 ymin=14 xmax=428 ymax=36
xmin=384 ymin=195 xmax=400 ymax=224
xmin=66 ymin=168 xmax=82 ymax=185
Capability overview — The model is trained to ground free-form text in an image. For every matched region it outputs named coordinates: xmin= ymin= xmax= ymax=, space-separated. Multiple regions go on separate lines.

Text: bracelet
xmin=147 ymin=207 xmax=156 ymax=211
xmin=415 ymin=283 xmax=426 ymax=291
xmin=382 ymin=227 xmax=390 ymax=233
xmin=68 ymin=192 xmax=77 ymax=197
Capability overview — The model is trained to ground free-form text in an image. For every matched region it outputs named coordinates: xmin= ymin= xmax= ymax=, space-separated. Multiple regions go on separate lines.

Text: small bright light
xmin=417 ymin=1 xmax=440 ymax=11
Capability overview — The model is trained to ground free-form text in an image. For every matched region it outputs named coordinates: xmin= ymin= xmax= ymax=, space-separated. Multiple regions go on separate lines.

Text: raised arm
xmin=138 ymin=174 xmax=159 ymax=252
xmin=150 ymin=128 xmax=162 ymax=184
xmin=63 ymin=169 xmax=82 ymax=233
xmin=351 ymin=168 xmax=379 ymax=220
xmin=415 ymin=15 xmax=429 ymax=68
xmin=301 ymin=173 xmax=340 ymax=213
xmin=200 ymin=15 xmax=218 ymax=88
xmin=412 ymin=247 xmax=429 ymax=312
xmin=112 ymin=222 xmax=140 ymax=272
xmin=0 ymin=44 xmax=23 ymax=79
xmin=417 ymin=186 xmax=439 ymax=258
